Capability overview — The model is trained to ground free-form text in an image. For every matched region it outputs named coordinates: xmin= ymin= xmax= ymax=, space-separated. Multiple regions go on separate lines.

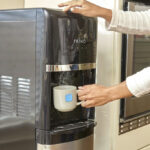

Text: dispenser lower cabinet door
xmin=37 ymin=135 xmax=93 ymax=150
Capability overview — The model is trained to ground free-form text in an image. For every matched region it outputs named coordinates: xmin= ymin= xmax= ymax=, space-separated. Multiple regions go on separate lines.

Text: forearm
xmin=106 ymin=10 xmax=150 ymax=35
xmin=126 ymin=67 xmax=150 ymax=97
xmin=98 ymin=7 xmax=112 ymax=23
xmin=107 ymin=81 xmax=133 ymax=102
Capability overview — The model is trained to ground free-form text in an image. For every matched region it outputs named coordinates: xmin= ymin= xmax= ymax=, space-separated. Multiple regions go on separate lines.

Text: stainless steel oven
xmin=120 ymin=0 xmax=150 ymax=134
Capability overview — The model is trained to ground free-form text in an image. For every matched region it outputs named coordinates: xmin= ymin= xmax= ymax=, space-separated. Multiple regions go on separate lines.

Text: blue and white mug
xmin=53 ymin=85 xmax=81 ymax=112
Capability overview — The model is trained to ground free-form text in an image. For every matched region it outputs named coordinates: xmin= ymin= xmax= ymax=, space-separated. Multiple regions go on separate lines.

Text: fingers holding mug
xmin=81 ymin=100 xmax=95 ymax=108
xmin=78 ymin=95 xmax=87 ymax=101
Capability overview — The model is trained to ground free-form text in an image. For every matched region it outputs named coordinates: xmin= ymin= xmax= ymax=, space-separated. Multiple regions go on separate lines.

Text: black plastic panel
xmin=44 ymin=9 xmax=97 ymax=65
xmin=35 ymin=9 xmax=97 ymax=132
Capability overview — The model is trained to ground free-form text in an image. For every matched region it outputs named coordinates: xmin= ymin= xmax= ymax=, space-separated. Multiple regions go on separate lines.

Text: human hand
xmin=78 ymin=82 xmax=133 ymax=108
xmin=58 ymin=0 xmax=112 ymax=22
xmin=78 ymin=84 xmax=112 ymax=108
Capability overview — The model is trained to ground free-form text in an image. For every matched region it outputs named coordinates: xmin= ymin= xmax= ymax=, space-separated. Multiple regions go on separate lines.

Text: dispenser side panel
xmin=0 ymin=9 xmax=36 ymax=150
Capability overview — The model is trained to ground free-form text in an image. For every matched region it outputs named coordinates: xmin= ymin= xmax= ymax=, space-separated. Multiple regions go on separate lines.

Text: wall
xmin=0 ymin=0 xmax=24 ymax=9
xmin=25 ymin=0 xmax=61 ymax=9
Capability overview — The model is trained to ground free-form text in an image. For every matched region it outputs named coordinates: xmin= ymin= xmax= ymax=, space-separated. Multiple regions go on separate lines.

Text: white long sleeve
xmin=126 ymin=67 xmax=150 ymax=97
xmin=106 ymin=10 xmax=150 ymax=97
xmin=106 ymin=9 xmax=150 ymax=35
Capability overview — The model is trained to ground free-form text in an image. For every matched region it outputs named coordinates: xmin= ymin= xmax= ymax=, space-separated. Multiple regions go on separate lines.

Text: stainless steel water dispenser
xmin=0 ymin=8 xmax=97 ymax=150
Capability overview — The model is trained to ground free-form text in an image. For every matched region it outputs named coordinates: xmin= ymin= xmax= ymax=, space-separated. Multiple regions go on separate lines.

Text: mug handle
xmin=77 ymin=102 xmax=82 ymax=106
xmin=76 ymin=90 xmax=82 ymax=106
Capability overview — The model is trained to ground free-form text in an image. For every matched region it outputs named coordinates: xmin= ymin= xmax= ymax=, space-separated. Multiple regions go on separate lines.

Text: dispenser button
xmin=65 ymin=94 xmax=73 ymax=102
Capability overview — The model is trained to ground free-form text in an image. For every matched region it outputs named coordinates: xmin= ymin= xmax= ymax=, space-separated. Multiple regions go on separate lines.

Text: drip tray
xmin=52 ymin=120 xmax=96 ymax=134
xmin=36 ymin=120 xmax=96 ymax=145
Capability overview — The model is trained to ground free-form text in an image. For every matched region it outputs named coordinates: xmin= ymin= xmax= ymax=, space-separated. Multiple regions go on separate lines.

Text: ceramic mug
xmin=53 ymin=85 xmax=81 ymax=112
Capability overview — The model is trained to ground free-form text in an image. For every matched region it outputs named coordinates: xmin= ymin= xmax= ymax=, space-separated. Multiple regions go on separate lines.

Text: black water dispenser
xmin=0 ymin=8 xmax=97 ymax=150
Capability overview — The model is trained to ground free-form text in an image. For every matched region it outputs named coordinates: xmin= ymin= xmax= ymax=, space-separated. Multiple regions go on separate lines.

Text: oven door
xmin=120 ymin=2 xmax=150 ymax=127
